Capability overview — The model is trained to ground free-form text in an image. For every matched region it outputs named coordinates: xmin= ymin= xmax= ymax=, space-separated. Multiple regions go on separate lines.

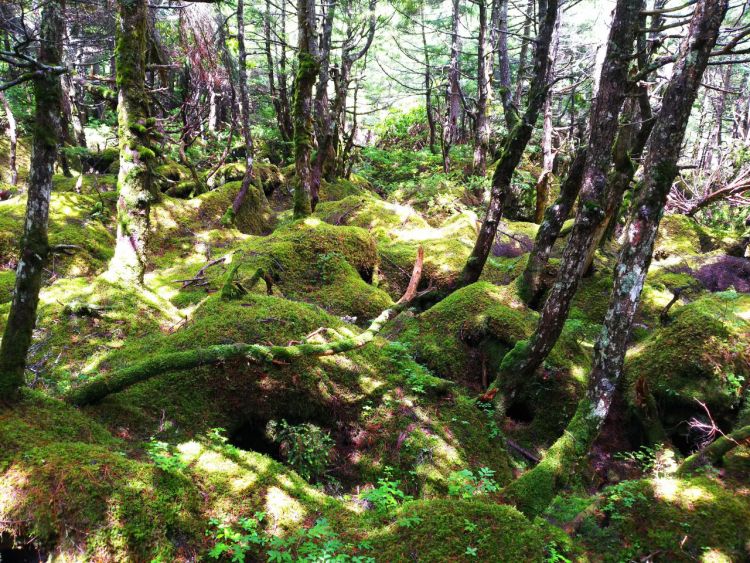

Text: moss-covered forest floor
xmin=1 ymin=142 xmax=749 ymax=562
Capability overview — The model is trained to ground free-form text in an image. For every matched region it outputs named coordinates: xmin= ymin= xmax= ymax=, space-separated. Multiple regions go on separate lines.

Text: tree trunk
xmin=421 ymin=6 xmax=436 ymax=154
xmin=472 ymin=0 xmax=493 ymax=177
xmin=0 ymin=0 xmax=64 ymax=402
xmin=502 ymin=0 xmax=728 ymax=518
xmin=519 ymin=148 xmax=586 ymax=308
xmin=533 ymin=12 xmax=562 ymax=222
xmin=494 ymin=0 xmax=514 ymax=129
xmin=227 ymin=0 xmax=269 ymax=224
xmin=0 ymin=92 xmax=18 ymax=186
xmin=455 ymin=0 xmax=559 ymax=290
xmin=442 ymin=0 xmax=461 ymax=173
xmin=292 ymin=0 xmax=319 ymax=219
xmin=513 ymin=0 xmax=534 ymax=108
xmin=109 ymin=0 xmax=155 ymax=285
xmin=494 ymin=0 xmax=643 ymax=390
xmin=310 ymin=0 xmax=336 ymax=205
xmin=265 ymin=0 xmax=293 ymax=145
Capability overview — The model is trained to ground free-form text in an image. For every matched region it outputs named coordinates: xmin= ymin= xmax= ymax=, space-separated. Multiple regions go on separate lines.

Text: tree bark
xmin=472 ymin=0 xmax=493 ymax=177
xmin=0 ymin=0 xmax=64 ymax=402
xmin=455 ymin=0 xmax=559 ymax=290
xmin=495 ymin=0 xmax=643 ymax=386
xmin=502 ymin=0 xmax=728 ymax=518
xmin=421 ymin=5 xmax=437 ymax=154
xmin=494 ymin=0 xmax=515 ymax=129
xmin=227 ymin=0 xmax=269 ymax=224
xmin=109 ymin=0 xmax=155 ymax=284
xmin=441 ymin=0 xmax=461 ymax=173
xmin=533 ymin=12 xmax=562 ymax=222
xmin=292 ymin=0 xmax=319 ymax=218
xmin=513 ymin=0 xmax=534 ymax=108
xmin=519 ymin=148 xmax=586 ymax=308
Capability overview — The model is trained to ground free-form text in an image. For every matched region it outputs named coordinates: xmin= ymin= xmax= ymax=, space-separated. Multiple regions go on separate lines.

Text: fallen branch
xmin=397 ymin=245 xmax=423 ymax=304
xmin=64 ymin=247 xmax=425 ymax=406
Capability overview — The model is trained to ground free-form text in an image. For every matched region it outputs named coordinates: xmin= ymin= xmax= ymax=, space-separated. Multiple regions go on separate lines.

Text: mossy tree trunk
xmin=292 ymin=0 xmax=319 ymax=218
xmin=519 ymin=148 xmax=586 ymax=308
xmin=456 ymin=0 xmax=559 ymax=289
xmin=503 ymin=0 xmax=728 ymax=518
xmin=493 ymin=0 xmax=643 ymax=388
xmin=310 ymin=0 xmax=336 ymax=201
xmin=471 ymin=0 xmax=492 ymax=177
xmin=0 ymin=0 xmax=64 ymax=402
xmin=109 ymin=0 xmax=156 ymax=285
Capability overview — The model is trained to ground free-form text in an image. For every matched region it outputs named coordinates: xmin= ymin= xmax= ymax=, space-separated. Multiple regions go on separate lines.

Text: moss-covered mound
xmin=216 ymin=218 xmax=393 ymax=321
xmin=52 ymin=173 xmax=117 ymax=193
xmin=368 ymin=499 xmax=558 ymax=561
xmin=0 ymin=391 xmax=203 ymax=560
xmin=0 ymin=192 xmax=115 ymax=278
xmin=625 ymin=292 xmax=750 ymax=446
xmin=571 ymin=477 xmax=750 ymax=561
xmin=391 ymin=282 xmax=589 ymax=449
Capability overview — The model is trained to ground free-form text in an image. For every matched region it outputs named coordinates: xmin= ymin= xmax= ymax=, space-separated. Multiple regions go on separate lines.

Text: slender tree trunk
xmin=472 ymin=0 xmax=493 ymax=177
xmin=421 ymin=6 xmax=437 ymax=154
xmin=264 ymin=0 xmax=287 ymax=143
xmin=502 ymin=0 xmax=728 ymax=519
xmin=0 ymin=0 xmax=64 ymax=402
xmin=1 ymin=92 xmax=18 ymax=186
xmin=292 ymin=0 xmax=319 ymax=218
xmin=442 ymin=0 xmax=461 ymax=173
xmin=494 ymin=0 xmax=514 ymax=129
xmin=109 ymin=0 xmax=155 ymax=284
xmin=227 ymin=0 xmax=269 ymax=224
xmin=519 ymin=148 xmax=586 ymax=307
xmin=533 ymin=12 xmax=561 ymax=222
xmin=513 ymin=0 xmax=534 ymax=107
xmin=494 ymin=0 xmax=643 ymax=388
xmin=310 ymin=0 xmax=337 ymax=201
xmin=456 ymin=0 xmax=560 ymax=289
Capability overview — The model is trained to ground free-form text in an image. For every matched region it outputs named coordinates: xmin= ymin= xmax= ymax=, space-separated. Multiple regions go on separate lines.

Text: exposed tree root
xmin=676 ymin=424 xmax=750 ymax=475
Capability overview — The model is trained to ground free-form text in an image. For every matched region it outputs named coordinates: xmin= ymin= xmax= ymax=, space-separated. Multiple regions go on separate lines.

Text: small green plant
xmin=207 ymin=512 xmax=268 ymax=561
xmin=602 ymin=481 xmax=649 ymax=521
xmin=447 ymin=467 xmax=499 ymax=499
xmin=614 ymin=444 xmax=661 ymax=474
xmin=476 ymin=400 xmax=502 ymax=439
xmin=145 ymin=438 xmax=187 ymax=473
xmin=206 ymin=513 xmax=375 ymax=562
xmin=267 ymin=420 xmax=334 ymax=482
xmin=361 ymin=467 xmax=413 ymax=513
xmin=545 ymin=540 xmax=571 ymax=563
xmin=207 ymin=427 xmax=241 ymax=457
xmin=316 ymin=252 xmax=344 ymax=284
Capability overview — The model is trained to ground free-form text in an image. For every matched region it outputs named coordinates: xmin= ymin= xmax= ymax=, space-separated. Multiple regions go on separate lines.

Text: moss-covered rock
xmin=574 ymin=477 xmax=750 ymax=562
xmin=367 ymin=499 xmax=559 ymax=562
xmin=0 ymin=192 xmax=115 ymax=278
xmin=654 ymin=214 xmax=704 ymax=259
xmin=625 ymin=292 xmax=750 ymax=445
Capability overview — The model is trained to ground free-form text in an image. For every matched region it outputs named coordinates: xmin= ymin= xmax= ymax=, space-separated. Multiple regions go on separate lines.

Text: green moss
xmin=625 ymin=292 xmax=750 ymax=433
xmin=0 ymin=192 xmax=115 ymax=278
xmin=0 ymin=270 xmax=15 ymax=304
xmin=575 ymin=477 xmax=750 ymax=562
xmin=367 ymin=499 xmax=556 ymax=561
xmin=53 ymin=173 xmax=117 ymax=193
xmin=653 ymin=214 xmax=703 ymax=259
